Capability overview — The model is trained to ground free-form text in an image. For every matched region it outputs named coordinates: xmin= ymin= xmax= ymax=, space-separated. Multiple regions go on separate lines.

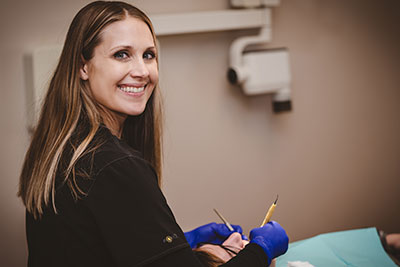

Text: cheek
xmin=87 ymin=67 xmax=122 ymax=99
xmin=107 ymin=64 xmax=131 ymax=82
xmin=149 ymin=64 xmax=159 ymax=83
xmin=90 ymin=61 xmax=129 ymax=84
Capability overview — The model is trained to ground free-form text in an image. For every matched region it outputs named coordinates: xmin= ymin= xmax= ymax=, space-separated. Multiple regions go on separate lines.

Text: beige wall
xmin=1 ymin=0 xmax=399 ymax=266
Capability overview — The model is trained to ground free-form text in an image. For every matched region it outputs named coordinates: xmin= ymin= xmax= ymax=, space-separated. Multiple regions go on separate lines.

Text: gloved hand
xmin=184 ymin=222 xmax=246 ymax=248
xmin=249 ymin=221 xmax=289 ymax=265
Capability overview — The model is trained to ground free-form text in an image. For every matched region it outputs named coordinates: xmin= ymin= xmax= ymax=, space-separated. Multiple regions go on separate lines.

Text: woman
xmin=18 ymin=1 xmax=288 ymax=266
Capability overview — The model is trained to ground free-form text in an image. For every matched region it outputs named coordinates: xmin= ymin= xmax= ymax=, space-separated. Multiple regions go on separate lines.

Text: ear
xmin=79 ymin=61 xmax=89 ymax=80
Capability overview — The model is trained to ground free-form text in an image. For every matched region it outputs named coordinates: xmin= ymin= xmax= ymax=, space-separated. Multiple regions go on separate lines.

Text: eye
xmin=113 ymin=51 xmax=129 ymax=60
xmin=143 ymin=50 xmax=156 ymax=60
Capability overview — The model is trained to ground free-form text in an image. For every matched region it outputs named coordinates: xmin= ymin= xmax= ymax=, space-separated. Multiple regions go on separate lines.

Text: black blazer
xmin=26 ymin=126 xmax=268 ymax=267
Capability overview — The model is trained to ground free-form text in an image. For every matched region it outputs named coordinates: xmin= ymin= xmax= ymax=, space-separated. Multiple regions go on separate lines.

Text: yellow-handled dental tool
xmin=260 ymin=195 xmax=279 ymax=227
xmin=213 ymin=208 xmax=234 ymax=231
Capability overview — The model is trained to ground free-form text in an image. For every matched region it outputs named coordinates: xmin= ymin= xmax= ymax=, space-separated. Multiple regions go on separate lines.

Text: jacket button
xmin=165 ymin=235 xmax=173 ymax=243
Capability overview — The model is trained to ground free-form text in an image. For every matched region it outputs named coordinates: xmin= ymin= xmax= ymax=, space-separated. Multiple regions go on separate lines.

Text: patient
xmin=386 ymin=233 xmax=400 ymax=251
xmin=193 ymin=232 xmax=277 ymax=266
xmin=381 ymin=231 xmax=400 ymax=265
xmin=193 ymin=232 xmax=247 ymax=266
xmin=194 ymin=229 xmax=400 ymax=266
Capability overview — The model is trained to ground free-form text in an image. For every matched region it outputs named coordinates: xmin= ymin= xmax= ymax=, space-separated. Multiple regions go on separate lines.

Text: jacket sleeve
xmin=83 ymin=155 xmax=193 ymax=266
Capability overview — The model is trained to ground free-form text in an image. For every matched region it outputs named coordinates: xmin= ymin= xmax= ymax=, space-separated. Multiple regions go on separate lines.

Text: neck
xmin=100 ymin=109 xmax=127 ymax=138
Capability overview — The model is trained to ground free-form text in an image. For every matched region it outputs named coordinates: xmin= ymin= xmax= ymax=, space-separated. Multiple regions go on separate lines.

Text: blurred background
xmin=1 ymin=0 xmax=399 ymax=266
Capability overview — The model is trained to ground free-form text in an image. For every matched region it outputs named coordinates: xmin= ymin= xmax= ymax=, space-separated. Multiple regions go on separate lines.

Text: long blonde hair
xmin=18 ymin=1 xmax=163 ymax=218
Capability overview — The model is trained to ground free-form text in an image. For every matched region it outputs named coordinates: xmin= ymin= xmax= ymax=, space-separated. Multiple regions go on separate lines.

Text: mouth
xmin=118 ymin=85 xmax=146 ymax=93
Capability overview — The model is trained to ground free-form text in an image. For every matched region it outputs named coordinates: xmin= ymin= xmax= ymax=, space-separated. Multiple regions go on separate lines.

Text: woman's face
xmin=80 ymin=16 xmax=158 ymax=125
xmin=199 ymin=232 xmax=249 ymax=262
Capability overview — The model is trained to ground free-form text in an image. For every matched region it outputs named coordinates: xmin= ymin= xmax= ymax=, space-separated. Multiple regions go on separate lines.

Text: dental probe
xmin=213 ymin=208 xmax=234 ymax=231
xmin=260 ymin=195 xmax=279 ymax=227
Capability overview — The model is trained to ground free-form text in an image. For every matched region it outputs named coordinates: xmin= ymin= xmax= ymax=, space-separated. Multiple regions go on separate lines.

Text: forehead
xmin=99 ymin=16 xmax=155 ymax=48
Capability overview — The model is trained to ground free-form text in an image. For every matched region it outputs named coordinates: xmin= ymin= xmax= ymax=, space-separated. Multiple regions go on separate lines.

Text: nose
xmin=223 ymin=232 xmax=245 ymax=249
xmin=129 ymin=57 xmax=149 ymax=78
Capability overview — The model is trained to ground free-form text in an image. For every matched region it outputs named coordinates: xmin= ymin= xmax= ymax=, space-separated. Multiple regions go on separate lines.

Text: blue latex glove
xmin=249 ymin=221 xmax=289 ymax=265
xmin=184 ymin=222 xmax=245 ymax=248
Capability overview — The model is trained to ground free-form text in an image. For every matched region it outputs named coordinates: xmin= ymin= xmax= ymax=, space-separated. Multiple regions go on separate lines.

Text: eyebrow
xmin=110 ymin=45 xmax=156 ymax=52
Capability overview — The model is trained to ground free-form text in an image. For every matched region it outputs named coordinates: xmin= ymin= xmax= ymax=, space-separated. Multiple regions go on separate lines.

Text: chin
xmin=126 ymin=107 xmax=147 ymax=116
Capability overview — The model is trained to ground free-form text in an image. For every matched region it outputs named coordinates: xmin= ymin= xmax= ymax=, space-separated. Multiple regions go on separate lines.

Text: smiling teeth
xmin=118 ymin=86 xmax=145 ymax=93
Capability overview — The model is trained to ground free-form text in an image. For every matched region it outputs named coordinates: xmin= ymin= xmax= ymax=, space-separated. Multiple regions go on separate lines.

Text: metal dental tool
xmin=213 ymin=208 xmax=234 ymax=231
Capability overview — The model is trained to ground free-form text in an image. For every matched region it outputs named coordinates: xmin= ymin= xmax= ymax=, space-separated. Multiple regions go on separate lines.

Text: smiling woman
xmin=17 ymin=1 xmax=288 ymax=267
xmin=79 ymin=16 xmax=159 ymax=137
